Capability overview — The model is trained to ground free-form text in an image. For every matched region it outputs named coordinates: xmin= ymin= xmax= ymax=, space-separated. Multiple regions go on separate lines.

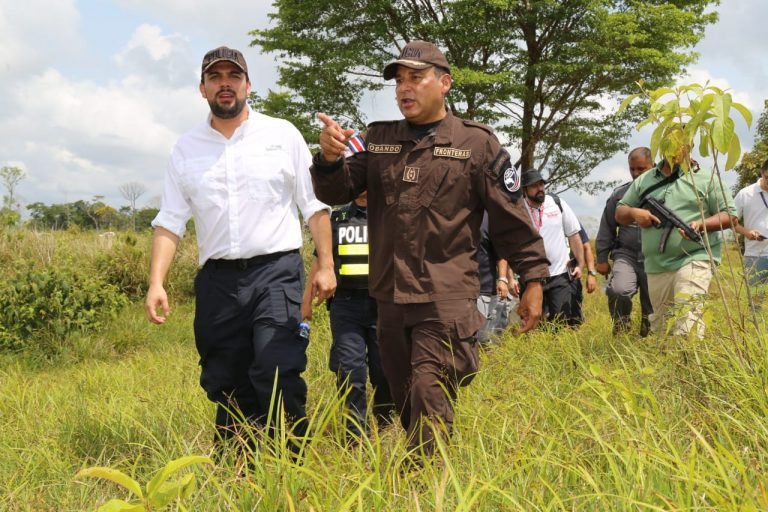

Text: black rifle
xmin=639 ymin=196 xmax=703 ymax=253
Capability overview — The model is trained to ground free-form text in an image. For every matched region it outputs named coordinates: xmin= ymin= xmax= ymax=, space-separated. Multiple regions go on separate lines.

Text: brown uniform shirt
xmin=311 ymin=110 xmax=549 ymax=304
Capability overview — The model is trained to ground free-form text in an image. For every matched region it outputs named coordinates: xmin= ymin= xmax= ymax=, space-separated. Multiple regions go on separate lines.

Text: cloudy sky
xmin=1 ymin=0 xmax=765 ymax=222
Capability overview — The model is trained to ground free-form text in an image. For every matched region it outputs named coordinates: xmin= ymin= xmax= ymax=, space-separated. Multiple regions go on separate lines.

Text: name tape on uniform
xmin=367 ymin=143 xmax=402 ymax=154
xmin=433 ymin=147 xmax=471 ymax=159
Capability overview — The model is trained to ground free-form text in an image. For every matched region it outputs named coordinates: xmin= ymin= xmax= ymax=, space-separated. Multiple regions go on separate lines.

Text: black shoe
xmin=640 ymin=318 xmax=651 ymax=337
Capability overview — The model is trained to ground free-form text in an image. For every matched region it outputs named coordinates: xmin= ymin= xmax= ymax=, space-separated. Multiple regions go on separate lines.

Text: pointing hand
xmin=317 ymin=112 xmax=355 ymax=162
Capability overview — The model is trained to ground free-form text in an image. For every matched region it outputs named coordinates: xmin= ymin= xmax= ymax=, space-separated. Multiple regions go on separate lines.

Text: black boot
xmin=640 ymin=317 xmax=651 ymax=337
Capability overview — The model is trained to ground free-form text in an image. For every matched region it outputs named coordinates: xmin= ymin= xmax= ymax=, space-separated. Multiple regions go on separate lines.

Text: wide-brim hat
xmin=520 ymin=169 xmax=547 ymax=188
xmin=383 ymin=40 xmax=450 ymax=80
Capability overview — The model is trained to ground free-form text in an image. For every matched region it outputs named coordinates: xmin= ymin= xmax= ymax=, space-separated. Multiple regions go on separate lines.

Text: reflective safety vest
xmin=332 ymin=205 xmax=369 ymax=290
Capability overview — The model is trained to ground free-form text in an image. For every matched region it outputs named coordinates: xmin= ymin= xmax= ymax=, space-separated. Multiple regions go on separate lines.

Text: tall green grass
xmin=1 ymin=232 xmax=766 ymax=510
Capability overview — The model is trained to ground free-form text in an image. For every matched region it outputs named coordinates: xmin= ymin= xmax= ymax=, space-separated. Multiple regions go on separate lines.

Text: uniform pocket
xmin=448 ymin=315 xmax=481 ymax=387
xmin=267 ymin=285 xmax=302 ymax=329
xmin=417 ymin=163 xmax=470 ymax=218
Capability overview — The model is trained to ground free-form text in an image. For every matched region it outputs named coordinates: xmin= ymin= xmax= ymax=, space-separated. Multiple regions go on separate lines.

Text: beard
xmin=528 ymin=191 xmax=546 ymax=205
xmin=208 ymin=95 xmax=247 ymax=119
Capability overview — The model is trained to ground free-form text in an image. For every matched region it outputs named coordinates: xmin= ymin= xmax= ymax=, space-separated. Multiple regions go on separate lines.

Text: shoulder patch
xmin=487 ymin=149 xmax=511 ymax=180
xmin=487 ymin=150 xmax=522 ymax=202
xmin=503 ymin=167 xmax=521 ymax=193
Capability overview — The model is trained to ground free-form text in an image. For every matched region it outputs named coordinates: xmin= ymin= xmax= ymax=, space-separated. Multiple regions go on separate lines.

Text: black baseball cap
xmin=383 ymin=40 xmax=450 ymax=80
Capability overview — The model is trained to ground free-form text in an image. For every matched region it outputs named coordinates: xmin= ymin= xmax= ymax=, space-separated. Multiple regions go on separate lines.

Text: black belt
xmin=206 ymin=249 xmax=299 ymax=270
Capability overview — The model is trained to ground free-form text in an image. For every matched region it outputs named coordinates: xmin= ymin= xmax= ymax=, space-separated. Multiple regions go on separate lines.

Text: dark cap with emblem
xmin=201 ymin=46 xmax=248 ymax=77
xmin=520 ymin=169 xmax=547 ymax=188
xmin=383 ymin=40 xmax=451 ymax=80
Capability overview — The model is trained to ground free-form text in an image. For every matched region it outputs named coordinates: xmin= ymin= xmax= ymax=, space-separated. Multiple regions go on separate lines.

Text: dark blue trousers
xmin=521 ymin=272 xmax=582 ymax=327
xmin=329 ymin=291 xmax=392 ymax=435
xmin=193 ymin=251 xmax=308 ymax=444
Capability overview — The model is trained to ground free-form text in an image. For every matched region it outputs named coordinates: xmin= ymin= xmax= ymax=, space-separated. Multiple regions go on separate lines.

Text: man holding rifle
xmin=596 ymin=148 xmax=654 ymax=337
xmin=615 ymin=158 xmax=736 ymax=339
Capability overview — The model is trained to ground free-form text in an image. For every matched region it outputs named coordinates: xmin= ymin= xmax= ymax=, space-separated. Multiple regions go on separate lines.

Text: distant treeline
xmin=23 ymin=200 xmax=158 ymax=231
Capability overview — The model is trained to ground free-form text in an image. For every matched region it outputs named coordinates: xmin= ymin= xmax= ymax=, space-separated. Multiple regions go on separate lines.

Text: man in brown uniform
xmin=311 ymin=41 xmax=549 ymax=456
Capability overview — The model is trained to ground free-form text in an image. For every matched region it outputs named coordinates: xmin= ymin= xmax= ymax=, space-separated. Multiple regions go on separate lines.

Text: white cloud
xmin=695 ymin=3 xmax=768 ymax=89
xmin=114 ymin=0 xmax=280 ymax=93
xmin=0 ymin=0 xmax=82 ymax=74
xmin=114 ymin=24 xmax=196 ymax=87
xmin=0 ymin=65 xmax=205 ymax=207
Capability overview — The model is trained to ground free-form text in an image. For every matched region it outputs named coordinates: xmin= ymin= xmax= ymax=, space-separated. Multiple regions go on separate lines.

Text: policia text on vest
xmin=334 ymin=208 xmax=369 ymax=287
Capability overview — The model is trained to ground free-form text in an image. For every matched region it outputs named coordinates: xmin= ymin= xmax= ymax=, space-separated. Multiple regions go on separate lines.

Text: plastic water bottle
xmin=298 ymin=321 xmax=310 ymax=339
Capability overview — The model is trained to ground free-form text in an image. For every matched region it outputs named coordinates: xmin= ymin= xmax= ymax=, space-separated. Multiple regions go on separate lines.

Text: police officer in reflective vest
xmin=302 ymin=191 xmax=393 ymax=438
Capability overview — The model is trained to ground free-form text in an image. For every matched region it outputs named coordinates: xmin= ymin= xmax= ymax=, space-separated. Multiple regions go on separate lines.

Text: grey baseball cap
xmin=383 ymin=40 xmax=450 ymax=80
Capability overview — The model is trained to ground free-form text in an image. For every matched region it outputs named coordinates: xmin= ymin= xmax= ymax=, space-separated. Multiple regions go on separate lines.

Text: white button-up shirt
xmin=734 ymin=178 xmax=768 ymax=257
xmin=152 ymin=107 xmax=329 ymax=265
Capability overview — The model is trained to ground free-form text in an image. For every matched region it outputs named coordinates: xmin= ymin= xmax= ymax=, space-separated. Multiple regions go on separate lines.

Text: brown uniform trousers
xmin=377 ymin=299 xmax=484 ymax=454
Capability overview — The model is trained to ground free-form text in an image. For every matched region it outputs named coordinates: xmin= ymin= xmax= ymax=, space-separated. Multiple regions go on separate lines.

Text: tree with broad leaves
xmin=251 ymin=0 xmax=717 ymax=193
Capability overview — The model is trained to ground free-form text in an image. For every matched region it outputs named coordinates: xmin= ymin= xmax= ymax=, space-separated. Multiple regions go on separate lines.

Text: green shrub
xmin=165 ymin=238 xmax=198 ymax=299
xmin=94 ymin=233 xmax=148 ymax=298
xmin=0 ymin=268 xmax=128 ymax=353
xmin=95 ymin=233 xmax=198 ymax=300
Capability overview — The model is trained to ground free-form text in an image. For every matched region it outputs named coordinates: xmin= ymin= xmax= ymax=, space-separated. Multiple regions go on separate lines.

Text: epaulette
xmin=461 ymin=119 xmax=494 ymax=135
xmin=367 ymin=120 xmax=400 ymax=128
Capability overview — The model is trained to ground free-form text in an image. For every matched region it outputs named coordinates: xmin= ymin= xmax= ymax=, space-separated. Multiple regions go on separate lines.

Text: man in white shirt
xmin=145 ymin=47 xmax=336 ymax=453
xmin=518 ymin=170 xmax=586 ymax=326
xmin=734 ymin=159 xmax=768 ymax=308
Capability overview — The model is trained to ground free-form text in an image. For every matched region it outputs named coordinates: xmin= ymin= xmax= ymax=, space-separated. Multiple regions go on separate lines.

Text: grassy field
xmin=1 ymin=230 xmax=766 ymax=510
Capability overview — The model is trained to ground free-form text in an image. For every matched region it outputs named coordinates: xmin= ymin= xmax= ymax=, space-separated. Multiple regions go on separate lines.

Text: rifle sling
xmin=639 ymin=167 xmax=681 ymax=201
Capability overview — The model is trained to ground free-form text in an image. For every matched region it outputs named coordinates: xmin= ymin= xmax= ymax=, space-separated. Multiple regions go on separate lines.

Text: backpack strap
xmin=549 ymin=193 xmax=563 ymax=213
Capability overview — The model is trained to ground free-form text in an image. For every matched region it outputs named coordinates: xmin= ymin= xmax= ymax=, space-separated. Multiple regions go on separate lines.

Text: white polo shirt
xmin=152 ymin=106 xmax=329 ymax=265
xmin=525 ymin=195 xmax=581 ymax=276
xmin=734 ymin=179 xmax=768 ymax=257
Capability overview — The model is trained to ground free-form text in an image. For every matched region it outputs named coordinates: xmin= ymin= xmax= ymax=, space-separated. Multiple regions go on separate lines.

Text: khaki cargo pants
xmin=646 ymin=260 xmax=713 ymax=339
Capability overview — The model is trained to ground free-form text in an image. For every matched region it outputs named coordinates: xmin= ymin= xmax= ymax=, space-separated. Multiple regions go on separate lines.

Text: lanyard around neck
xmin=528 ymin=203 xmax=543 ymax=230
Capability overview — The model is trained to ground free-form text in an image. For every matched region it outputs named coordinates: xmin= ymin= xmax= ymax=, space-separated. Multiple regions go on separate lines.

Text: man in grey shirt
xmin=595 ymin=147 xmax=654 ymax=336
